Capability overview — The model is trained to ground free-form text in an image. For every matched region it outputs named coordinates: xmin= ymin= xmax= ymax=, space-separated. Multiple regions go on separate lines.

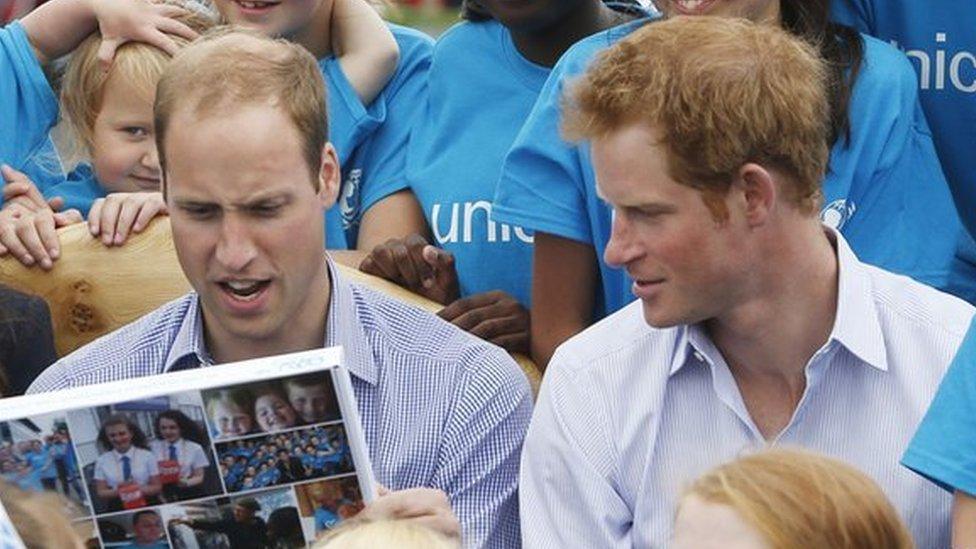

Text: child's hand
xmin=92 ymin=0 xmax=199 ymax=69
xmin=0 ymin=202 xmax=83 ymax=270
xmin=88 ymin=192 xmax=167 ymax=247
xmin=1 ymin=164 xmax=64 ymax=213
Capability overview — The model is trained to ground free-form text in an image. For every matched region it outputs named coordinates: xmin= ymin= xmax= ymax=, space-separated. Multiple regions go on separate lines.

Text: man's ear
xmin=734 ymin=163 xmax=776 ymax=226
xmin=317 ymin=143 xmax=341 ymax=208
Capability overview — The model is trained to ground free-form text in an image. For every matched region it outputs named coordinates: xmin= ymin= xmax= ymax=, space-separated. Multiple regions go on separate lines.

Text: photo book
xmin=0 ymin=347 xmax=374 ymax=548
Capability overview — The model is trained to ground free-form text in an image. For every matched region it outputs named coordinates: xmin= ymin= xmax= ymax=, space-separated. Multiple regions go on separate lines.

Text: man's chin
xmin=640 ymin=302 xmax=684 ymax=329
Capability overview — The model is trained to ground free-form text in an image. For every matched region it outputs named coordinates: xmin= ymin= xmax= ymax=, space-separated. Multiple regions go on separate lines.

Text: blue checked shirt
xmin=29 ymin=259 xmax=533 ymax=548
xmin=520 ymin=231 xmax=975 ymax=548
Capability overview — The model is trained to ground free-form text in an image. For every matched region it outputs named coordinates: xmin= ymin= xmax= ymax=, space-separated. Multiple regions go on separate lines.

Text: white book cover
xmin=0 ymin=347 xmax=375 ymax=548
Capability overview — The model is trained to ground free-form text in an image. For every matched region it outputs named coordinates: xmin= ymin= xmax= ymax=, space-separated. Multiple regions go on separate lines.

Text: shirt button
xmin=693 ymin=351 xmax=705 ymax=362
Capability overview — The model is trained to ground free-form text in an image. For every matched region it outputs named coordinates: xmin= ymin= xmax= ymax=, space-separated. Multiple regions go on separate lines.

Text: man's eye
xmin=122 ymin=127 xmax=149 ymax=137
xmin=252 ymin=205 xmax=281 ymax=217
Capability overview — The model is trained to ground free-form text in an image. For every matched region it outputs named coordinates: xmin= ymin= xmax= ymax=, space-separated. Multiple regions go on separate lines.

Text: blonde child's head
xmin=313 ymin=519 xmax=460 ymax=549
xmin=0 ymin=479 xmax=87 ymax=548
xmin=58 ymin=1 xmax=216 ymax=193
xmin=673 ymin=448 xmax=914 ymax=549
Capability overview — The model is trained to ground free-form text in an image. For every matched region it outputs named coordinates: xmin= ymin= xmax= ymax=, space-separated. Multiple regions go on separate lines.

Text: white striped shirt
xmin=520 ymin=233 xmax=973 ymax=548
xmin=29 ymin=259 xmax=533 ymax=548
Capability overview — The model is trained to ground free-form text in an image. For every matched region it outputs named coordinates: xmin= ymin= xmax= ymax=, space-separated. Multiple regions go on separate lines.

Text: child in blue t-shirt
xmin=493 ymin=0 xmax=965 ymax=366
xmin=903 ymin=317 xmax=976 ymax=546
xmin=210 ymin=0 xmax=434 ymax=250
xmin=358 ymin=0 xmax=650 ymax=355
xmin=831 ymin=0 xmax=976 ymax=300
xmin=0 ymin=0 xmax=399 ymax=269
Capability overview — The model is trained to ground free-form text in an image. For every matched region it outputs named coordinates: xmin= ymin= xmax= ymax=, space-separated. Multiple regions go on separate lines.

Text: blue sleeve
xmin=826 ymin=36 xmax=963 ymax=294
xmin=356 ymin=26 xmax=433 ymax=215
xmin=321 ymin=56 xmax=383 ymax=167
xmin=830 ymin=0 xmax=875 ymax=32
xmin=492 ymin=48 xmax=595 ymax=244
xmin=903 ymin=317 xmax=976 ymax=495
xmin=42 ymin=164 xmax=104 ymax=218
xmin=0 ymin=21 xmax=64 ymax=203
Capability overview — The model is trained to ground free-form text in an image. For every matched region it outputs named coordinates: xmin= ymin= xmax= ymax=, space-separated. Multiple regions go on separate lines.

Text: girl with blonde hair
xmin=672 ymin=448 xmax=914 ymax=549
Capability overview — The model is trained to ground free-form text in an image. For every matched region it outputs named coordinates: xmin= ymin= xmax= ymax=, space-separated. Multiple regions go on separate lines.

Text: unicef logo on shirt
xmin=340 ymin=168 xmax=363 ymax=230
xmin=820 ymin=199 xmax=856 ymax=230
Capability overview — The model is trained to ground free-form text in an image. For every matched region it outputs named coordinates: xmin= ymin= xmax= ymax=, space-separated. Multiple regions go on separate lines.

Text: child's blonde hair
xmin=0 ymin=479 xmax=85 ymax=548
xmin=313 ymin=519 xmax=459 ymax=549
xmin=58 ymin=1 xmax=216 ymax=166
xmin=682 ymin=448 xmax=915 ymax=549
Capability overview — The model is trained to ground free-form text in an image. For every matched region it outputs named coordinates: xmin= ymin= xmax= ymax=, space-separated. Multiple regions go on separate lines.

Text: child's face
xmin=91 ymin=74 xmax=162 ymax=194
xmin=106 ymin=423 xmax=133 ymax=452
xmin=133 ymin=513 xmax=163 ymax=544
xmin=213 ymin=400 xmax=253 ymax=437
xmin=287 ymin=383 xmax=332 ymax=423
xmin=254 ymin=392 xmax=298 ymax=432
xmin=213 ymin=0 xmax=330 ymax=45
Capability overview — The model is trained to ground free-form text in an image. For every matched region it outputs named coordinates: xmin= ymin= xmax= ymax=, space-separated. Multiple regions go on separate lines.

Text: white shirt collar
xmin=669 ymin=227 xmax=887 ymax=376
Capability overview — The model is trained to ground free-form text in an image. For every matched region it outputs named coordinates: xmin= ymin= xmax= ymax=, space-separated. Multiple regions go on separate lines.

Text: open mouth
xmin=232 ymin=0 xmax=279 ymax=13
xmin=670 ymin=0 xmax=718 ymax=14
xmin=219 ymin=280 xmax=271 ymax=302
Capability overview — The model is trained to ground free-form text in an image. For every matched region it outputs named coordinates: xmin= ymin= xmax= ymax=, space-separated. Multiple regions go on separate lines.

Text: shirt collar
xmin=323 ymin=256 xmax=378 ymax=385
xmin=163 ymin=257 xmax=379 ymax=383
xmin=826 ymin=228 xmax=888 ymax=371
xmin=164 ymin=298 xmax=211 ymax=372
xmin=669 ymin=227 xmax=887 ymax=375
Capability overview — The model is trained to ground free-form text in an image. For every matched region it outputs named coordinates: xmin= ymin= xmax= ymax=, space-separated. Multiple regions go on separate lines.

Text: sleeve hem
xmin=491 ymin=202 xmax=593 ymax=244
xmin=902 ymin=448 xmax=976 ymax=496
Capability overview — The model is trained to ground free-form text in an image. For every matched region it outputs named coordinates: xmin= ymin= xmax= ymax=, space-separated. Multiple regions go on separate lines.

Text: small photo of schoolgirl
xmin=68 ymin=392 xmax=222 ymax=513
xmin=215 ymin=424 xmax=354 ymax=494
xmin=0 ymin=411 xmax=90 ymax=515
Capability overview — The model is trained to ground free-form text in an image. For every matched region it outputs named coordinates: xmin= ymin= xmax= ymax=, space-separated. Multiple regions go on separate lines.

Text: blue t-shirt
xmin=903 ymin=316 xmax=976 ymax=495
xmin=492 ymin=17 xmax=970 ymax=319
xmin=831 ymin=1 xmax=976 ymax=238
xmin=407 ymin=20 xmax=545 ymax=305
xmin=0 ymin=22 xmax=94 ymax=210
xmin=314 ymin=505 xmax=341 ymax=531
xmin=831 ymin=0 xmax=976 ymax=301
xmin=321 ymin=24 xmax=434 ymax=249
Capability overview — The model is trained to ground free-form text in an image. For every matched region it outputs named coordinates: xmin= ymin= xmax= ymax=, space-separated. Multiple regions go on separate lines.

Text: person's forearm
xmin=356 ymin=190 xmax=429 ymax=251
xmin=953 ymin=490 xmax=976 ymax=547
xmin=183 ymin=470 xmax=205 ymax=487
xmin=331 ymin=0 xmax=398 ymax=104
xmin=530 ymin=233 xmax=598 ymax=369
xmin=142 ymin=479 xmax=162 ymax=496
xmin=21 ymin=0 xmax=97 ymax=64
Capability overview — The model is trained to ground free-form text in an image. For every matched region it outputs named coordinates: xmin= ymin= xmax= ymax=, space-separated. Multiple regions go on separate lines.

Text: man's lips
xmin=670 ymin=0 xmax=718 ymax=15
xmin=631 ymin=277 xmax=666 ymax=299
xmin=232 ymin=0 xmax=280 ymax=14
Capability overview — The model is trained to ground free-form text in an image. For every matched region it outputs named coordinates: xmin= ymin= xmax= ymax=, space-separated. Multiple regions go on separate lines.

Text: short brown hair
xmin=683 ymin=448 xmax=914 ymax=549
xmin=563 ymin=16 xmax=830 ymax=219
xmin=59 ymin=1 xmax=216 ymax=167
xmin=154 ymin=27 xmax=328 ymax=187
